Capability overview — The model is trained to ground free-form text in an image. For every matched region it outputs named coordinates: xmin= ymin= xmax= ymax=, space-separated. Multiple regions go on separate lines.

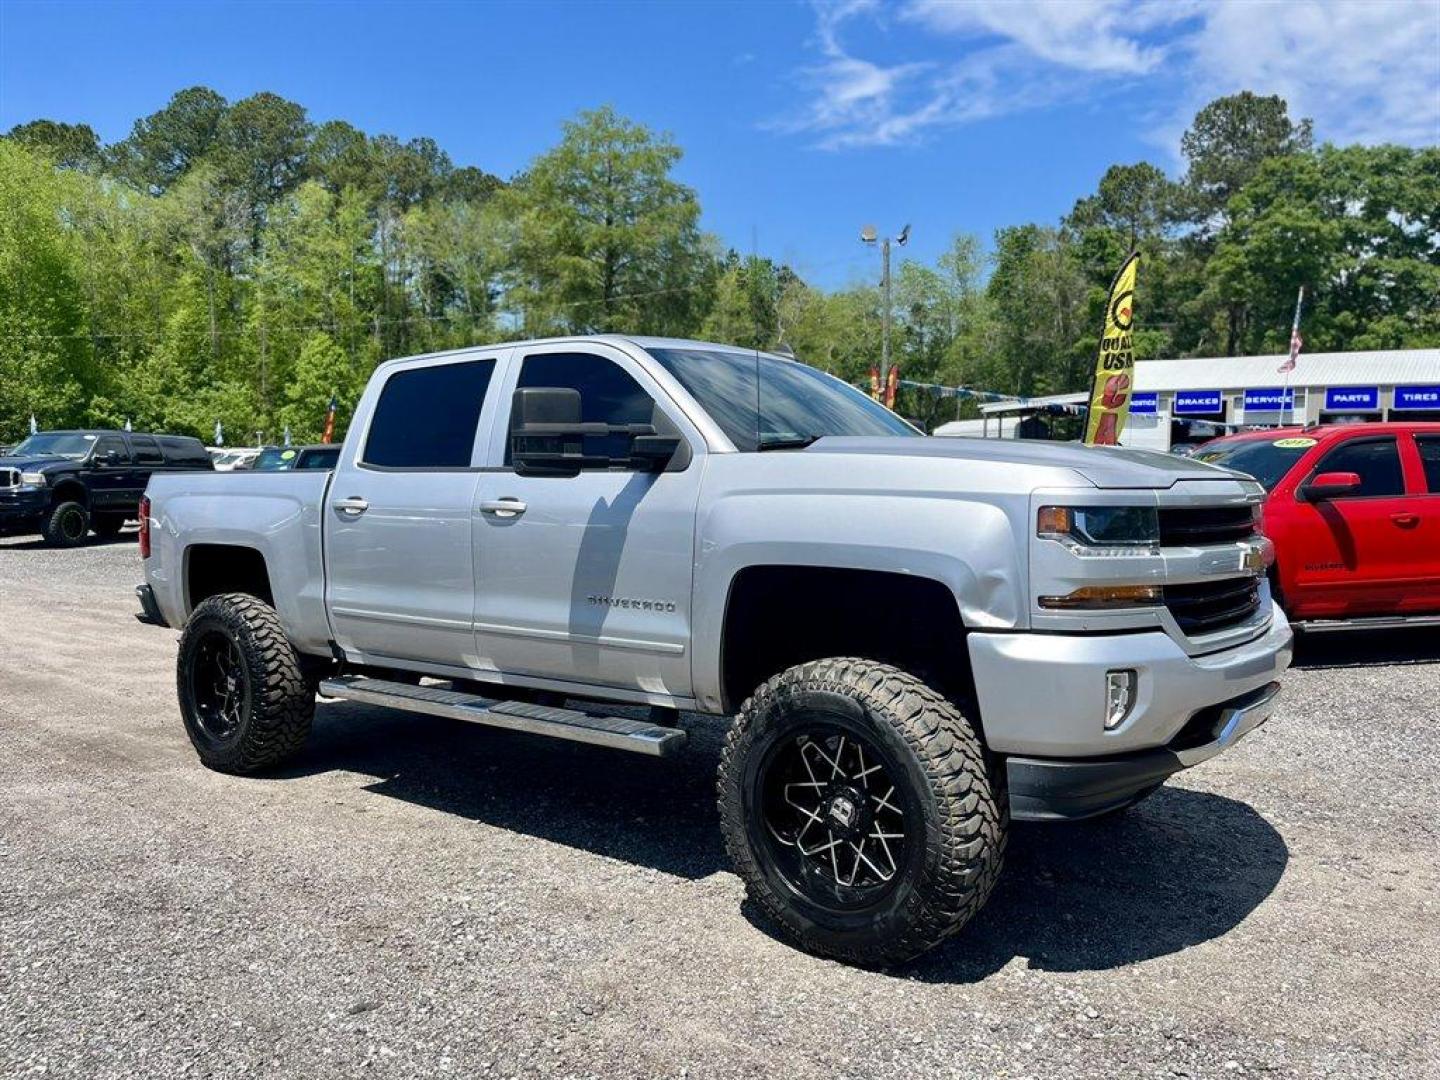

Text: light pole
xmin=860 ymin=223 xmax=910 ymax=393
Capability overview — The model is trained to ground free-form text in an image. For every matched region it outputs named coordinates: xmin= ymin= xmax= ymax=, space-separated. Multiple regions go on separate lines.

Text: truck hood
xmin=0 ymin=455 xmax=74 ymax=472
xmin=803 ymin=437 xmax=1239 ymax=490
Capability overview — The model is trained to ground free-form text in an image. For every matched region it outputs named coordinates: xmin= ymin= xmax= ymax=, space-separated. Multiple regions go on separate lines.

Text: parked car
xmin=1 ymin=429 xmax=213 ymax=546
xmin=250 ymin=444 xmax=342 ymax=471
xmin=1193 ymin=423 xmax=1440 ymax=626
xmin=209 ymin=447 xmax=263 ymax=472
xmin=139 ymin=335 xmax=1291 ymax=965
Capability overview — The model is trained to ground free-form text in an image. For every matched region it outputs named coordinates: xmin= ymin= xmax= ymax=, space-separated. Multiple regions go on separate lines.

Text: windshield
xmin=252 ymin=447 xmax=301 ymax=471
xmin=1192 ymin=436 xmax=1315 ymax=490
xmin=647 ymin=347 xmax=917 ymax=451
xmin=9 ymin=433 xmax=99 ymax=459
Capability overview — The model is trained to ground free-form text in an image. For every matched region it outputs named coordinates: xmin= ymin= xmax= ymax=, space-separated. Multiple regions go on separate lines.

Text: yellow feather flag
xmin=1083 ymin=251 xmax=1140 ymax=446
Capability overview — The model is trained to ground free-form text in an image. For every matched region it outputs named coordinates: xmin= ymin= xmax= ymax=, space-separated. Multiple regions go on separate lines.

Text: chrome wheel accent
xmin=758 ymin=726 xmax=909 ymax=908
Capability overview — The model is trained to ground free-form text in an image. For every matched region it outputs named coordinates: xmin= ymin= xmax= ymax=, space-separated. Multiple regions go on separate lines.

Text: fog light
xmin=1105 ymin=670 xmax=1137 ymax=730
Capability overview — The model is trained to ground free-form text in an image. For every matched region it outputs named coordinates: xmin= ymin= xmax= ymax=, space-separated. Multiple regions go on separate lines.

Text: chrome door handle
xmin=333 ymin=496 xmax=369 ymax=517
xmin=480 ymin=498 xmax=527 ymax=518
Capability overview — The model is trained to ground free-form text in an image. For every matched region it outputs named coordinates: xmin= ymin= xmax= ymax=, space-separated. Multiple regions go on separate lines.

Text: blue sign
xmin=1129 ymin=392 xmax=1158 ymax=415
xmin=1393 ymin=385 xmax=1440 ymax=411
xmin=1324 ymin=386 xmax=1379 ymax=411
xmin=1243 ymin=387 xmax=1295 ymax=411
xmin=1174 ymin=390 xmax=1224 ymax=415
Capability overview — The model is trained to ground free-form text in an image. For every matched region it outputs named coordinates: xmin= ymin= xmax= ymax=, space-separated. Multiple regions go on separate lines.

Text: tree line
xmin=2 ymin=87 xmax=1435 ymax=442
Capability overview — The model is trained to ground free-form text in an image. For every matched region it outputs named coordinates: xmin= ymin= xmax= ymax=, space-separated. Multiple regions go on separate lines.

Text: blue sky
xmin=2 ymin=0 xmax=1437 ymax=289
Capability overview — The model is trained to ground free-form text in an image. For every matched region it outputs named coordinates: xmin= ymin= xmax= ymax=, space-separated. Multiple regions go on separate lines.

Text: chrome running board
xmin=1295 ymin=614 xmax=1440 ymax=634
xmin=318 ymin=676 xmax=686 ymax=757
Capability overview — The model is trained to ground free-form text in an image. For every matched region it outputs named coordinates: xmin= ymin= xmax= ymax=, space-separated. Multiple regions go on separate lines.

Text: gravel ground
xmin=2 ymin=530 xmax=1438 ymax=1079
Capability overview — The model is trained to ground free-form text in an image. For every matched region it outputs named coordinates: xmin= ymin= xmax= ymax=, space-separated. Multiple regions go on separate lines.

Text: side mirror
xmin=95 ymin=449 xmax=120 ymax=468
xmin=510 ymin=387 xmax=684 ymax=478
xmin=1302 ymin=471 xmax=1362 ymax=501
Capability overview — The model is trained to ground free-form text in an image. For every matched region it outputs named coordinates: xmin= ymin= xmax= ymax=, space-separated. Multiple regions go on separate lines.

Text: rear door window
xmin=363 ymin=360 xmax=496 ymax=469
xmin=131 ymin=436 xmax=164 ymax=465
xmin=1416 ymin=436 xmax=1440 ymax=493
xmin=1311 ymin=437 xmax=1404 ymax=497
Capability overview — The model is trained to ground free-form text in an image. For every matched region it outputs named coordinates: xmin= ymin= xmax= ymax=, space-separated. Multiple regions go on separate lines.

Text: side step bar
xmin=318 ymin=675 xmax=686 ymax=757
xmin=1295 ymin=614 xmax=1440 ymax=634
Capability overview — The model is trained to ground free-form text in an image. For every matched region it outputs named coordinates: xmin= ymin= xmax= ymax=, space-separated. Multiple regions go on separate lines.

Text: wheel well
xmin=720 ymin=566 xmax=973 ymax=716
xmin=50 ymin=480 xmax=87 ymax=509
xmin=186 ymin=545 xmax=274 ymax=611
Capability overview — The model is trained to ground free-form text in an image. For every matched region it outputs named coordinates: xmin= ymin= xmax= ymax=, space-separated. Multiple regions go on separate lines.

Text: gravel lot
xmin=2 ymin=531 xmax=1438 ymax=1079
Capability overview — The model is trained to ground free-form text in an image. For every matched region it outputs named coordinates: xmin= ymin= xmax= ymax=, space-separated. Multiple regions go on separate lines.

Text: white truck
xmin=139 ymin=335 xmax=1293 ymax=965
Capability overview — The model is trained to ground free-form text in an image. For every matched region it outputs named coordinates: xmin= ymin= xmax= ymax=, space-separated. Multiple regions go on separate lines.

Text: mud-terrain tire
xmin=177 ymin=593 xmax=315 ymax=774
xmin=718 ymin=657 xmax=1006 ymax=967
xmin=90 ymin=513 xmax=126 ymax=539
xmin=42 ymin=501 xmax=89 ymax=547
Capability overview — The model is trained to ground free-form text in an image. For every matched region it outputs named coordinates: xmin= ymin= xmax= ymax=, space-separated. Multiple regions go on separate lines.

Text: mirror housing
xmin=1302 ymin=470 xmax=1362 ymax=501
xmin=95 ymin=449 xmax=122 ymax=468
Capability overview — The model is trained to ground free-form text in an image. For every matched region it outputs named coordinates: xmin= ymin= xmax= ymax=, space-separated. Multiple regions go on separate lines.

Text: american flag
xmin=1277 ymin=286 xmax=1305 ymax=374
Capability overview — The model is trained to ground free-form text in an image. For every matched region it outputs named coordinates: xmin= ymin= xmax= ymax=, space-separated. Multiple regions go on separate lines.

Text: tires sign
xmin=1393 ymin=385 xmax=1440 ymax=411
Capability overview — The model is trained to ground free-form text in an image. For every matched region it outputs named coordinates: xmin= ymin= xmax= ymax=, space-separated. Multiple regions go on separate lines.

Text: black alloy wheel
xmin=183 ymin=628 xmax=253 ymax=748
xmin=755 ymin=725 xmax=911 ymax=912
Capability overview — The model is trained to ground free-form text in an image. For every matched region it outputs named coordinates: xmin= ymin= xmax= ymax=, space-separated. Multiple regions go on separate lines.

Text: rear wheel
xmin=177 ymin=593 xmax=315 ymax=773
xmin=42 ymin=501 xmax=89 ymax=547
xmin=90 ymin=513 xmax=126 ymax=539
xmin=718 ymin=658 xmax=1006 ymax=967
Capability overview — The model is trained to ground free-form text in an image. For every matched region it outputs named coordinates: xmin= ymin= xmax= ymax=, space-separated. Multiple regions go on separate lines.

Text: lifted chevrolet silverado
xmin=140 ymin=336 xmax=1292 ymax=965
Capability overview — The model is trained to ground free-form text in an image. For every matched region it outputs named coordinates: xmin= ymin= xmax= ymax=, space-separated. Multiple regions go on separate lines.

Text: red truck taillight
xmin=138 ymin=496 xmax=151 ymax=558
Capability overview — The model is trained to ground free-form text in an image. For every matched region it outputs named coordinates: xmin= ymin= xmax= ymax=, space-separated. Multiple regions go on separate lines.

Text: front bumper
xmin=967 ymin=607 xmax=1293 ymax=758
xmin=1006 ymin=680 xmax=1282 ymax=820
xmin=0 ymin=487 xmax=47 ymax=522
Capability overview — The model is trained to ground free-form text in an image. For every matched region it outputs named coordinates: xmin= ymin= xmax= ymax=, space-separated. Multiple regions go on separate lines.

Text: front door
xmin=86 ymin=434 xmax=136 ymax=511
xmin=472 ymin=345 xmax=704 ymax=700
xmin=325 ymin=353 xmax=504 ymax=668
xmin=1287 ymin=434 xmax=1415 ymax=616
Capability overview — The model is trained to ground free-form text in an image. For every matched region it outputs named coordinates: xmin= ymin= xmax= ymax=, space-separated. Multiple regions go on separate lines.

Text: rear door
xmin=1404 ymin=433 xmax=1440 ymax=612
xmin=129 ymin=435 xmax=167 ymax=506
xmin=1286 ymin=434 xmax=1415 ymax=616
xmin=325 ymin=351 xmax=506 ymax=668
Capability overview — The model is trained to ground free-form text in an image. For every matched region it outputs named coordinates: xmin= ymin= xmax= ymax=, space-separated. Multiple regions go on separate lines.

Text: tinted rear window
xmin=158 ymin=436 xmax=211 ymax=465
xmin=131 ymin=436 xmax=164 ymax=465
xmin=1417 ymin=436 xmax=1440 ymax=494
xmin=364 ymin=360 xmax=496 ymax=468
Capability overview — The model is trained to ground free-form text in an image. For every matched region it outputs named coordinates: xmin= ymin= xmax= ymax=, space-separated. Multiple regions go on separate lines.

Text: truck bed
xmin=143 ymin=469 xmax=335 ymax=653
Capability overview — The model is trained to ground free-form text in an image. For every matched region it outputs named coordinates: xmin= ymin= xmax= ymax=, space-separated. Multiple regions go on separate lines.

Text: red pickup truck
xmin=1193 ymin=423 xmax=1440 ymax=626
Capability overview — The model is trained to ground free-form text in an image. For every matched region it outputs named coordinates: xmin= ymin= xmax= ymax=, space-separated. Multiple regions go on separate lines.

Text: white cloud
xmin=781 ymin=0 xmax=1440 ymax=152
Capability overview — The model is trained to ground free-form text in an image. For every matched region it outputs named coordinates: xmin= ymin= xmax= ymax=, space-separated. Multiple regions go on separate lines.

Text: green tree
xmin=500 ymin=106 xmax=707 ymax=336
xmin=1180 ymin=91 xmax=1313 ymax=226
xmin=3 ymin=120 xmax=103 ymax=171
xmin=112 ymin=86 xmax=228 ymax=193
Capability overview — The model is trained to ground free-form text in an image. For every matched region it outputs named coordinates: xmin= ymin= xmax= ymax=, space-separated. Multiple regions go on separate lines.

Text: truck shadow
xmin=1292 ymin=627 xmax=1440 ymax=670
xmin=285 ymin=700 xmax=1287 ymax=980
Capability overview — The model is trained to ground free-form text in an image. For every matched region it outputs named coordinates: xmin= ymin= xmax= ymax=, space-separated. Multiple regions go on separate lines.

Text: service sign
xmin=1393 ymin=385 xmax=1440 ymax=411
xmin=1129 ymin=392 xmax=1159 ymax=415
xmin=1243 ymin=387 xmax=1295 ymax=411
xmin=1174 ymin=390 xmax=1223 ymax=415
xmin=1324 ymin=386 xmax=1380 ymax=411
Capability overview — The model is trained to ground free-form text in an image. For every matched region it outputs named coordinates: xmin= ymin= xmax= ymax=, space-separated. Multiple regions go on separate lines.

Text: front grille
xmin=1163 ymin=577 xmax=1261 ymax=635
xmin=1159 ymin=505 xmax=1256 ymax=546
xmin=0 ymin=468 xmax=18 ymax=489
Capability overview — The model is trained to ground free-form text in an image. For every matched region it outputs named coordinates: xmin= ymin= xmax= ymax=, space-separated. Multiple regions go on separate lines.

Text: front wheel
xmin=42 ymin=501 xmax=89 ymax=547
xmin=718 ymin=658 xmax=1007 ymax=966
xmin=177 ymin=593 xmax=315 ymax=773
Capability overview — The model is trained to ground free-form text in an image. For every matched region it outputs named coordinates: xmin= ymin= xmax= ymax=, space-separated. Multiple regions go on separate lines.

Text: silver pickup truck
xmin=140 ymin=335 xmax=1293 ymax=965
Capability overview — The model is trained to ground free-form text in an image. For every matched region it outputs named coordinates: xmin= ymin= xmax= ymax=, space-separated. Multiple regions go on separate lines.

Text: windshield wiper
xmin=757 ymin=434 xmax=823 ymax=452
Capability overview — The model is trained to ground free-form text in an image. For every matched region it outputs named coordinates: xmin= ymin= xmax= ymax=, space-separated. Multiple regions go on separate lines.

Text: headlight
xmin=1037 ymin=505 xmax=1159 ymax=556
xmin=20 ymin=472 xmax=47 ymax=486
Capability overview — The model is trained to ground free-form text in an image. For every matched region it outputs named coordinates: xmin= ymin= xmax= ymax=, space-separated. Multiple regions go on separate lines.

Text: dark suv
xmin=0 ymin=430 xmax=213 ymax=547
